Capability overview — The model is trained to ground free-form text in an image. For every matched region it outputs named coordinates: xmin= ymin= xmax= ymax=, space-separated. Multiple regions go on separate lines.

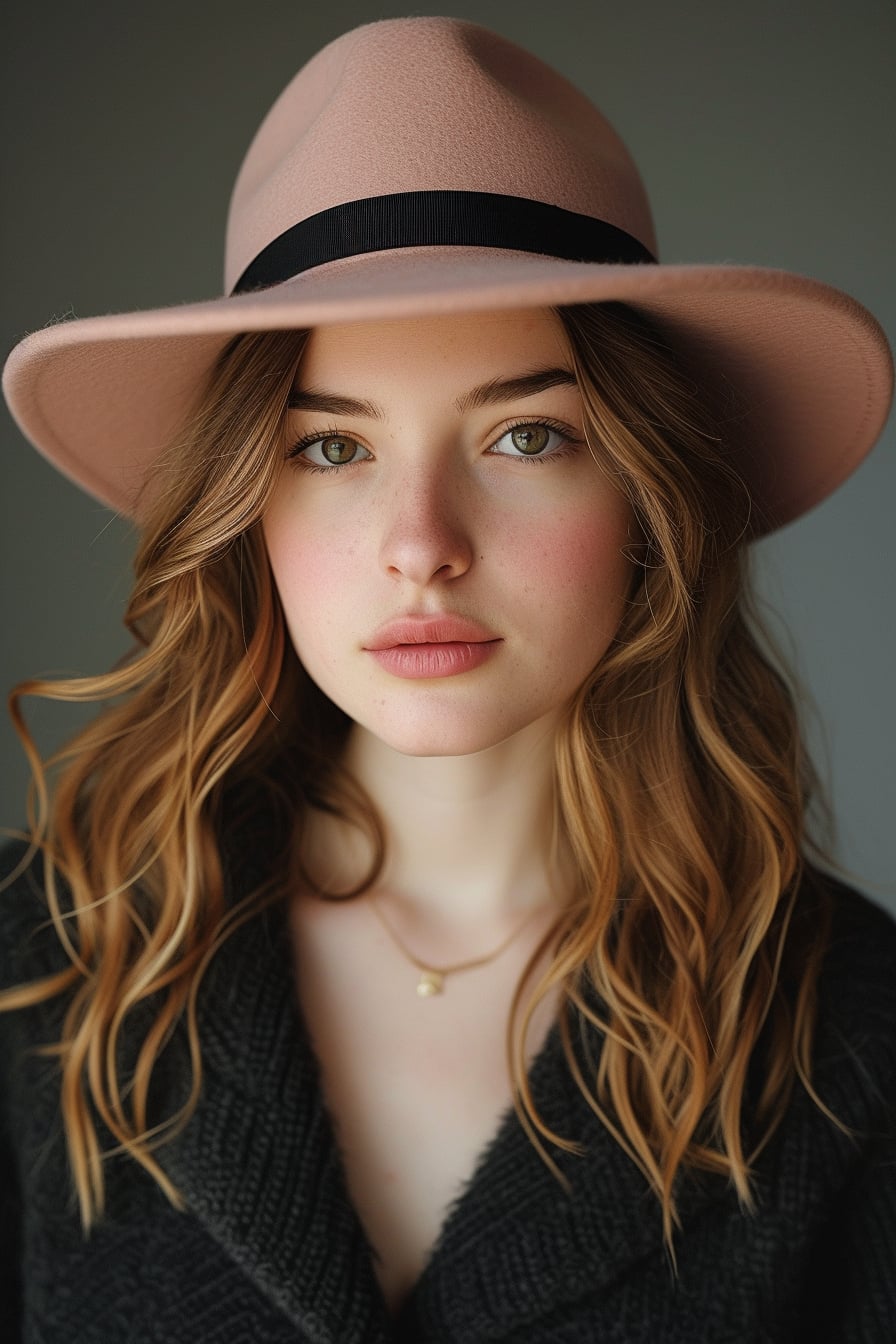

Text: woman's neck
xmin=300 ymin=710 xmax=575 ymax=937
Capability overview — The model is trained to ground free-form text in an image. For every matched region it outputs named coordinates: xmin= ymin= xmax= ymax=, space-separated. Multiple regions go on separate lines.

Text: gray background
xmin=2 ymin=0 xmax=894 ymax=910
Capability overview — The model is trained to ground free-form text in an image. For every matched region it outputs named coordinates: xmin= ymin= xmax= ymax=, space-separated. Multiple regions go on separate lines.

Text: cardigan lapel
xmin=155 ymin=895 xmax=393 ymax=1344
xmin=399 ymin=989 xmax=732 ymax=1339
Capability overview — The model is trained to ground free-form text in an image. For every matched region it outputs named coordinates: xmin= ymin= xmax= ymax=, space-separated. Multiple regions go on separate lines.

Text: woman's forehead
xmin=291 ymin=306 xmax=576 ymax=404
xmin=298 ymin=307 xmax=572 ymax=370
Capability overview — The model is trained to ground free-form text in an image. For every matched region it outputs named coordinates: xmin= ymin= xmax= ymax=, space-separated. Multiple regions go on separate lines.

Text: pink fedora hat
xmin=2 ymin=15 xmax=892 ymax=529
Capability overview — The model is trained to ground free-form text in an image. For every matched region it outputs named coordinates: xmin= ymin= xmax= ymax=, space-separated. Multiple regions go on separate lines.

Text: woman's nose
xmin=377 ymin=466 xmax=475 ymax=586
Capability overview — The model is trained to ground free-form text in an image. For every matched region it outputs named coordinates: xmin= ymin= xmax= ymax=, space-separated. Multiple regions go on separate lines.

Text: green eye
xmin=508 ymin=424 xmax=551 ymax=455
xmin=490 ymin=419 xmax=579 ymax=461
xmin=288 ymin=429 xmax=373 ymax=469
xmin=320 ymin=436 xmax=359 ymax=464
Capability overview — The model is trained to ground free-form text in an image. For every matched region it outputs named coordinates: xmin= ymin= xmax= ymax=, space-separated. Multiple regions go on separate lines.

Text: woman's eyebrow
xmin=287 ymin=366 xmax=578 ymax=419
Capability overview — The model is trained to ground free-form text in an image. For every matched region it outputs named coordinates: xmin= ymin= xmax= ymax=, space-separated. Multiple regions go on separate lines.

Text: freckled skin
xmin=263 ymin=307 xmax=637 ymax=757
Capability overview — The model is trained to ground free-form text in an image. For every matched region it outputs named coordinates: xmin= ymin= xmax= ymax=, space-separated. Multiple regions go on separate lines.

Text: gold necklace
xmin=367 ymin=892 xmax=549 ymax=998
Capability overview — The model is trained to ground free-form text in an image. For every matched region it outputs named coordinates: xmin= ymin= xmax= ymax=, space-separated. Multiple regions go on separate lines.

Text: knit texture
xmin=1 ymin=836 xmax=894 ymax=1343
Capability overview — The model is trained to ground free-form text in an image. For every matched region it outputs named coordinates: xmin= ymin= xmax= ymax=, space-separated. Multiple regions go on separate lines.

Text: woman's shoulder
xmin=795 ymin=863 xmax=896 ymax=1124
xmin=805 ymin=862 xmax=896 ymax=1001
xmin=0 ymin=837 xmax=71 ymax=990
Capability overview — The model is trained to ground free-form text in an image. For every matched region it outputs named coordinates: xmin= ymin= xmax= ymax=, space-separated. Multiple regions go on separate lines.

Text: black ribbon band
xmin=231 ymin=190 xmax=656 ymax=294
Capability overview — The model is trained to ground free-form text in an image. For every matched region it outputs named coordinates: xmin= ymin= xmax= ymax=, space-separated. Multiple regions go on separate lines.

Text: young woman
xmin=1 ymin=16 xmax=894 ymax=1344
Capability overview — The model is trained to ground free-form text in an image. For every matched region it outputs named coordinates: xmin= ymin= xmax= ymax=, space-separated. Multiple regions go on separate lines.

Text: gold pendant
xmin=416 ymin=969 xmax=444 ymax=997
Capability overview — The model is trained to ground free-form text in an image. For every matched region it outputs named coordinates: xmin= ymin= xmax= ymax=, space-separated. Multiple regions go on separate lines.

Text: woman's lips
xmin=363 ymin=614 xmax=502 ymax=679
xmin=366 ymin=641 xmax=500 ymax=679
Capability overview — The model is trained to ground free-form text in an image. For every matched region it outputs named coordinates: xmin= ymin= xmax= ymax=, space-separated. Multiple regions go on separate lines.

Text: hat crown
xmin=224 ymin=16 xmax=657 ymax=294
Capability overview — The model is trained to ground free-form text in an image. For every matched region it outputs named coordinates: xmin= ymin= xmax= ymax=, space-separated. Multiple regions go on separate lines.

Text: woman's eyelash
xmin=285 ymin=418 xmax=583 ymax=472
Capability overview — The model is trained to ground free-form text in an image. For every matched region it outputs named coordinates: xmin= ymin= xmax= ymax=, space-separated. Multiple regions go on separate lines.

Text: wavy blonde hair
xmin=2 ymin=302 xmax=841 ymax=1250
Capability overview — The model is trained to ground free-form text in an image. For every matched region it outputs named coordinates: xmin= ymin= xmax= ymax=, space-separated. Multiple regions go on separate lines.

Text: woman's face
xmin=263 ymin=307 xmax=637 ymax=756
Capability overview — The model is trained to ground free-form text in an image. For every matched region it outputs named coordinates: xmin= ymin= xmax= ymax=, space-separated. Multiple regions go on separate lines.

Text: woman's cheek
xmin=523 ymin=506 xmax=635 ymax=610
xmin=263 ymin=507 xmax=344 ymax=642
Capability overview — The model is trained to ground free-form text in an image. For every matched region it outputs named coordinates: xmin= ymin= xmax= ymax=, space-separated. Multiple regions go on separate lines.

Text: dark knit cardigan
xmin=1 ymin=836 xmax=895 ymax=1344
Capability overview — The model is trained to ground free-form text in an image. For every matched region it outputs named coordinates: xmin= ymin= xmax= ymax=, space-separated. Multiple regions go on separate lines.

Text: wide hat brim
xmin=3 ymin=243 xmax=893 ymax=534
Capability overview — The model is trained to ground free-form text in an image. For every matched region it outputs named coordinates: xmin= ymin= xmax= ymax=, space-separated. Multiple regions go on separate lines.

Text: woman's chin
xmin=346 ymin=701 xmax=561 ymax=761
